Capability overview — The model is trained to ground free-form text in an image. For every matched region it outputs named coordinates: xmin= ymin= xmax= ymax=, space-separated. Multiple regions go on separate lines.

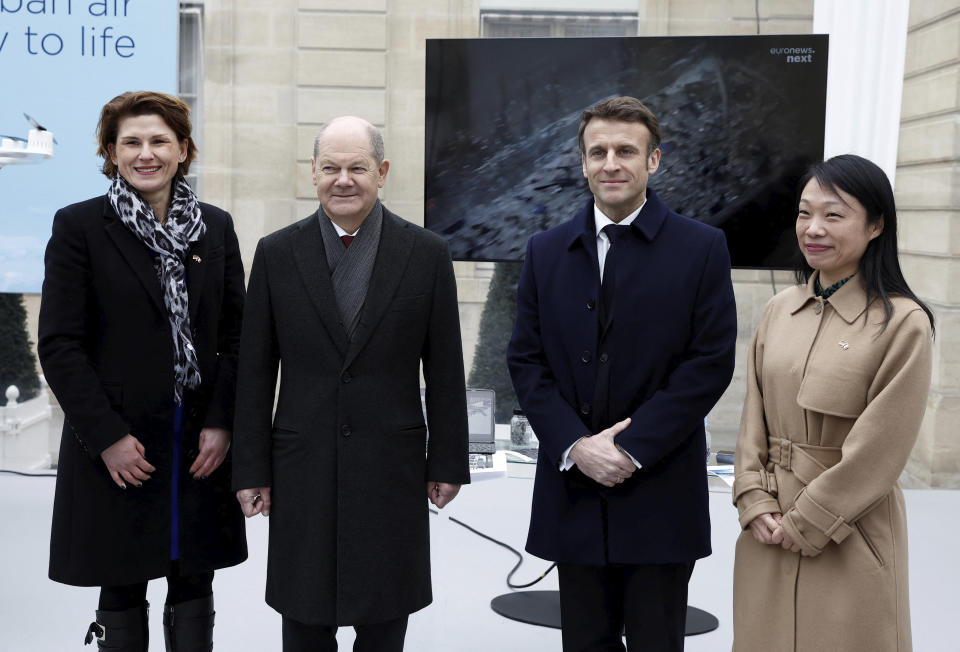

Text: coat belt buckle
xmin=779 ymin=439 xmax=793 ymax=471
xmin=761 ymin=468 xmax=779 ymax=496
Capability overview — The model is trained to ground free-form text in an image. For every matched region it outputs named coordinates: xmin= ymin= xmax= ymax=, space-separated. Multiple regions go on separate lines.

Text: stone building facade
xmin=19 ymin=0 xmax=960 ymax=486
xmin=897 ymin=0 xmax=960 ymax=487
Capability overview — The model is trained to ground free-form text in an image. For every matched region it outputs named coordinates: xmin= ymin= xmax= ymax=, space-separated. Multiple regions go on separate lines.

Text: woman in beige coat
xmin=733 ymin=155 xmax=934 ymax=652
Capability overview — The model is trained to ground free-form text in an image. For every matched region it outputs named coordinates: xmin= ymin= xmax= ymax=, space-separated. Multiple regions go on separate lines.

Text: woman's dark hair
xmin=795 ymin=154 xmax=934 ymax=333
xmin=96 ymin=91 xmax=197 ymax=178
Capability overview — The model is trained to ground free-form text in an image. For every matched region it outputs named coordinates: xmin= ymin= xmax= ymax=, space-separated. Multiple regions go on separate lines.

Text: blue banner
xmin=0 ymin=0 xmax=178 ymax=292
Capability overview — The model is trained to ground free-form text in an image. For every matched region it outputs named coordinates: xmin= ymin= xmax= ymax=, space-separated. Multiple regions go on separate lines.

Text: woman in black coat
xmin=38 ymin=91 xmax=247 ymax=651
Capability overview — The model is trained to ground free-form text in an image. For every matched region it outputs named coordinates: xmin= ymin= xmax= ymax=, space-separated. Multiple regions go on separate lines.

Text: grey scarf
xmin=318 ymin=202 xmax=383 ymax=340
xmin=107 ymin=174 xmax=205 ymax=405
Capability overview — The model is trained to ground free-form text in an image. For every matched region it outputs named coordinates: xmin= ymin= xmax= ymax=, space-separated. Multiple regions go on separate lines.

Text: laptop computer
xmin=420 ymin=388 xmax=496 ymax=455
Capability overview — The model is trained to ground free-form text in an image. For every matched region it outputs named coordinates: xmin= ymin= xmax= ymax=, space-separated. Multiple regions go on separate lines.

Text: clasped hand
xmin=101 ymin=427 xmax=231 ymax=490
xmin=747 ymin=512 xmax=802 ymax=553
xmin=189 ymin=427 xmax=231 ymax=479
xmin=100 ymin=434 xmax=156 ymax=489
xmin=568 ymin=417 xmax=635 ymax=488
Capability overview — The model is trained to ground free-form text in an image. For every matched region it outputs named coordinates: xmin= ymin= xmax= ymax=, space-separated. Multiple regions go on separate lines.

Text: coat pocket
xmin=389 ymin=294 xmax=426 ymax=313
xmin=796 ymin=371 xmax=867 ymax=418
xmin=101 ymin=381 xmax=123 ymax=410
xmin=270 ymin=424 xmax=299 ymax=450
xmin=855 ymin=522 xmax=885 ymax=568
xmin=204 ymin=245 xmax=225 ymax=261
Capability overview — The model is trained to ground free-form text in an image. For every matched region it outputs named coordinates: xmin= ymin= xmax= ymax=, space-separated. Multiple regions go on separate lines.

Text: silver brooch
xmin=838 ymin=340 xmax=850 ymax=350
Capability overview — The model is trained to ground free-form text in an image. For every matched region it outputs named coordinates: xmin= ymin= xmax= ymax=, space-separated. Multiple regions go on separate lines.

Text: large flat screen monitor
xmin=425 ymin=34 xmax=828 ymax=268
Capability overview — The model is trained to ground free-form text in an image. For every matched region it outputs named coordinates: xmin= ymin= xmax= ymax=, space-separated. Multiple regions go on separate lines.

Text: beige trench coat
xmin=732 ymin=275 xmax=932 ymax=652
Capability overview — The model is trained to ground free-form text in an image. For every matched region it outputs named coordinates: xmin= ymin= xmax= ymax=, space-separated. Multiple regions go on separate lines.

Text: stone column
xmin=897 ymin=0 xmax=960 ymax=488
xmin=203 ymin=0 xmax=299 ymax=268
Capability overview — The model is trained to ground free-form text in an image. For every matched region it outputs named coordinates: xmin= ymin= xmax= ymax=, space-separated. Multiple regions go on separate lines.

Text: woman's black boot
xmin=162 ymin=595 xmax=214 ymax=651
xmin=84 ymin=601 xmax=149 ymax=651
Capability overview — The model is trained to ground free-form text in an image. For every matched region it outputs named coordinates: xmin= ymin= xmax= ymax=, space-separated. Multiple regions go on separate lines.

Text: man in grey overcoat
xmin=232 ymin=116 xmax=470 ymax=652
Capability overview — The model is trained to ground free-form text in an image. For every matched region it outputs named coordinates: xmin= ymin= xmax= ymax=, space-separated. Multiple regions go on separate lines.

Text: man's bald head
xmin=310 ymin=115 xmax=390 ymax=230
xmin=312 ymin=116 xmax=385 ymax=165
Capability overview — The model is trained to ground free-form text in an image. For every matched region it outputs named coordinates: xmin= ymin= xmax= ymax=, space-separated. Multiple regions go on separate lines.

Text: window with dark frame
xmin=179 ymin=1 xmax=203 ymax=193
xmin=480 ymin=10 xmax=638 ymax=38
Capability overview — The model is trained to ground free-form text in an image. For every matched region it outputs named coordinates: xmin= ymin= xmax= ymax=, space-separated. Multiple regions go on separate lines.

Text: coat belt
xmin=766 ymin=436 xmax=842 ymax=487
xmin=733 ymin=436 xmax=843 ymax=502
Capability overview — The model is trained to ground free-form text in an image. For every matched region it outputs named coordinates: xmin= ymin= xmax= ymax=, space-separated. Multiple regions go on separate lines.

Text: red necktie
xmin=341 ymin=235 xmax=355 ymax=248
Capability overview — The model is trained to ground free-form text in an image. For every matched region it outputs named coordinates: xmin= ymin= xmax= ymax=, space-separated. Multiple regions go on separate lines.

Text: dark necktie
xmin=599 ymin=224 xmax=629 ymax=332
xmin=341 ymin=234 xmax=355 ymax=248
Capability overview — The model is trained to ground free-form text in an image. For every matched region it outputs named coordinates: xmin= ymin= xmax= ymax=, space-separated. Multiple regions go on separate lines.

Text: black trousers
xmin=281 ymin=614 xmax=409 ymax=652
xmin=557 ymin=561 xmax=694 ymax=652
xmin=99 ymin=565 xmax=214 ymax=610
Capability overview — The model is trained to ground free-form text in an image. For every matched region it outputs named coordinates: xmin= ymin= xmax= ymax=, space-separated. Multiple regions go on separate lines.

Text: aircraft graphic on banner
xmin=0 ymin=114 xmax=56 ymax=169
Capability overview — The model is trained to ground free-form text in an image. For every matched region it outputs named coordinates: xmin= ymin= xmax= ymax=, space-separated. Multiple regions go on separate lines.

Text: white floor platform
xmin=1 ymin=472 xmax=957 ymax=651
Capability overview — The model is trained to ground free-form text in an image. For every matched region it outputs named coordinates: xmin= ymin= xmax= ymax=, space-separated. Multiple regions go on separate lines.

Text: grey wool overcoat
xmin=232 ymin=207 xmax=470 ymax=626
xmin=733 ymin=274 xmax=932 ymax=652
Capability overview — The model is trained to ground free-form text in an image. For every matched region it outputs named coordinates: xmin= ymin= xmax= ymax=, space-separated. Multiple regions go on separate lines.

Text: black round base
xmin=490 ymin=590 xmax=719 ymax=636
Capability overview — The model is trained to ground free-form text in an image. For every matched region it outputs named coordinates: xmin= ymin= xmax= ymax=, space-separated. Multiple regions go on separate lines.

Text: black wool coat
xmin=232 ymin=208 xmax=470 ymax=626
xmin=38 ymin=195 xmax=248 ymax=586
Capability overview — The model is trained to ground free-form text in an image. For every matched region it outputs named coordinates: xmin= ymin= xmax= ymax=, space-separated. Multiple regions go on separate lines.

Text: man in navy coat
xmin=507 ymin=96 xmax=737 ymax=651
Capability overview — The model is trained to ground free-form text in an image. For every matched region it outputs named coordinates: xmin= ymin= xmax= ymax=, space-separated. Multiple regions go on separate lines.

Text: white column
xmin=813 ymin=0 xmax=910 ymax=187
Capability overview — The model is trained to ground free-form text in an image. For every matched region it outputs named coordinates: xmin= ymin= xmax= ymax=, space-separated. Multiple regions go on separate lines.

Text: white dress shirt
xmin=558 ymin=200 xmax=646 ymax=471
xmin=330 ymin=220 xmax=359 ymax=238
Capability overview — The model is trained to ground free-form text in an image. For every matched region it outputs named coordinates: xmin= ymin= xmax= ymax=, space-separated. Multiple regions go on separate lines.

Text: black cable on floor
xmin=430 ymin=508 xmax=556 ymax=589
xmin=0 ymin=468 xmax=57 ymax=477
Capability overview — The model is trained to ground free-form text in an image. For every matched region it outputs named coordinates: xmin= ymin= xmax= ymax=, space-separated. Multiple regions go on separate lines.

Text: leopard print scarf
xmin=108 ymin=174 xmax=206 ymax=405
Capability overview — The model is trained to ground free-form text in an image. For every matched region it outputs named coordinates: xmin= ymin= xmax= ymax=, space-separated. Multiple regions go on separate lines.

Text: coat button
xmin=586 ymin=300 xmax=595 ymax=310
xmin=580 ymin=350 xmax=592 ymax=363
xmin=341 ymin=424 xmax=351 ymax=437
xmin=341 ymin=371 xmax=352 ymax=383
xmin=599 ymin=353 xmax=609 ymax=364
xmin=580 ymin=403 xmax=591 ymax=416
xmin=814 ymin=303 xmax=822 ymax=314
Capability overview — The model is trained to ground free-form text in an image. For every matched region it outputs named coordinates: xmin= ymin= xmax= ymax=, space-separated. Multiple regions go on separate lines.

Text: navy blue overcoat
xmin=507 ymin=189 xmax=737 ymax=565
